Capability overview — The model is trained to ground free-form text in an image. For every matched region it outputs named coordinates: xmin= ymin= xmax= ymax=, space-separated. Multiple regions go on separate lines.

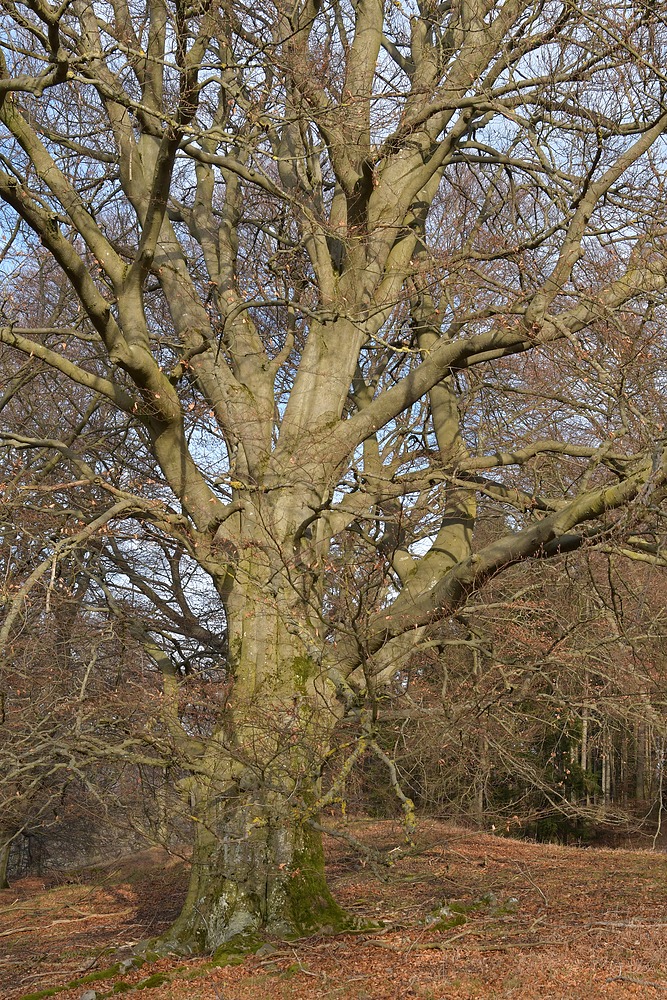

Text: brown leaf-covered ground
xmin=2 ymin=821 xmax=667 ymax=1000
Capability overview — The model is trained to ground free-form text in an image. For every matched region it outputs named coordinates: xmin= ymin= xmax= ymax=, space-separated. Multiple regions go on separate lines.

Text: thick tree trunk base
xmin=154 ymin=801 xmax=349 ymax=957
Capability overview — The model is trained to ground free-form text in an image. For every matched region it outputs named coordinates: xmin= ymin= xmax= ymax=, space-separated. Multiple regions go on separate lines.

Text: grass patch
xmin=135 ymin=972 xmax=172 ymax=989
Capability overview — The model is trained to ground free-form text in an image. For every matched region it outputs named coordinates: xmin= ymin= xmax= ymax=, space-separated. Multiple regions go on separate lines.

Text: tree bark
xmin=636 ymin=720 xmax=647 ymax=804
xmin=161 ymin=784 xmax=347 ymax=954
xmin=0 ymin=840 xmax=10 ymax=890
xmin=158 ymin=554 xmax=348 ymax=952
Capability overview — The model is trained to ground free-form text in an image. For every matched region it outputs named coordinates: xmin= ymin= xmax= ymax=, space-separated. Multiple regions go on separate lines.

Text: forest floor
xmin=2 ymin=820 xmax=667 ymax=1000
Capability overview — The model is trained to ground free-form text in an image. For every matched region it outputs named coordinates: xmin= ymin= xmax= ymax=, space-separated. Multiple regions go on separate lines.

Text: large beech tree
xmin=3 ymin=0 xmax=667 ymax=952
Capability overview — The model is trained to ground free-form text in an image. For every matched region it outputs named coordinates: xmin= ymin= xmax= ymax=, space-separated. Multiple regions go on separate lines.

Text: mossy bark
xmin=158 ymin=564 xmax=346 ymax=954
xmin=160 ymin=787 xmax=347 ymax=955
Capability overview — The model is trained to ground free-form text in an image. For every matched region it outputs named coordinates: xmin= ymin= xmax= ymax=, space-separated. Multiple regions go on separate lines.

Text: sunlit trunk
xmin=161 ymin=556 xmax=347 ymax=954
xmin=162 ymin=782 xmax=346 ymax=954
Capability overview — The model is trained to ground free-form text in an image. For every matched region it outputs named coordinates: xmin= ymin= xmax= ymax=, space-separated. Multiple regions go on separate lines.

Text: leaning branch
xmin=331 ymin=455 xmax=661 ymax=678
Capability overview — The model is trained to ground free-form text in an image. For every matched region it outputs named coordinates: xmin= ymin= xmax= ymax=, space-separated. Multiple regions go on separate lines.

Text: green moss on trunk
xmin=283 ymin=825 xmax=348 ymax=936
xmin=158 ymin=791 xmax=348 ymax=955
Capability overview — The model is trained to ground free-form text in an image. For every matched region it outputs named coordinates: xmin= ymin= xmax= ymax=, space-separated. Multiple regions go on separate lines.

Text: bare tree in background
xmin=3 ymin=0 xmax=667 ymax=952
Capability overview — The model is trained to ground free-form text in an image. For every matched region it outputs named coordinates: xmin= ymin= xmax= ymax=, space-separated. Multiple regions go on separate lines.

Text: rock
xmin=255 ymin=942 xmax=279 ymax=957
xmin=79 ymin=991 xmax=97 ymax=1000
xmin=425 ymin=905 xmax=454 ymax=925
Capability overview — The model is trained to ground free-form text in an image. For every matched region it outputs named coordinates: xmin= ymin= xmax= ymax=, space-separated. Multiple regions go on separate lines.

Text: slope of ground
xmin=1 ymin=822 xmax=667 ymax=1000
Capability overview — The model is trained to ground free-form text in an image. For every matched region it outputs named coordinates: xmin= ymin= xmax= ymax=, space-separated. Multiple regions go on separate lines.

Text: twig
xmin=75 ymin=947 xmax=112 ymax=976
xmin=513 ymin=861 xmax=548 ymax=905
xmin=472 ymin=938 xmax=561 ymax=951
xmin=403 ymin=927 xmax=427 ymax=955
xmin=0 ymin=909 xmax=133 ymax=936
xmin=606 ymin=974 xmax=667 ymax=990
xmin=412 ymin=928 xmax=479 ymax=950
xmin=18 ymin=971 xmax=70 ymax=984
xmin=51 ymin=908 xmax=133 ymax=924
xmin=584 ymin=920 xmax=667 ymax=929
xmin=419 ymin=937 xmax=560 ymax=953
xmin=290 ymin=949 xmax=318 ymax=976
xmin=654 ymin=737 xmax=665 ymax=850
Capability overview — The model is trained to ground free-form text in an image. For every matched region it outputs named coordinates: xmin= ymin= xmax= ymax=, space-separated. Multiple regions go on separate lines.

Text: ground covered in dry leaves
xmin=2 ymin=821 xmax=667 ymax=1000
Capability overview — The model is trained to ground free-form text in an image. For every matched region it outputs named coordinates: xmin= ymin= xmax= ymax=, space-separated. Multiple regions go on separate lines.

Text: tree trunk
xmin=160 ymin=785 xmax=347 ymax=955
xmin=636 ymin=720 xmax=647 ymax=804
xmin=0 ymin=840 xmax=10 ymax=890
xmin=158 ymin=558 xmax=348 ymax=955
xmin=581 ymin=707 xmax=590 ymax=805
